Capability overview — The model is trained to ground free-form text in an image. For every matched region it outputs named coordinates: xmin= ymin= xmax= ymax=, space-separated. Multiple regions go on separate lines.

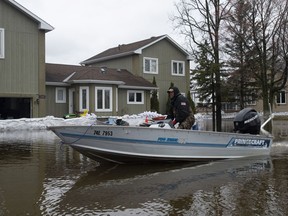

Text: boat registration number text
xmin=94 ymin=130 xmax=113 ymax=136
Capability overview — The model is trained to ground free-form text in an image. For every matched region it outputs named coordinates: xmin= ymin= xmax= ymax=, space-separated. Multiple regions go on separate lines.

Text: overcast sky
xmin=16 ymin=0 xmax=185 ymax=65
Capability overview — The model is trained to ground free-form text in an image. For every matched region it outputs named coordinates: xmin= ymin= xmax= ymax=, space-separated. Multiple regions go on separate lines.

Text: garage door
xmin=0 ymin=98 xmax=31 ymax=119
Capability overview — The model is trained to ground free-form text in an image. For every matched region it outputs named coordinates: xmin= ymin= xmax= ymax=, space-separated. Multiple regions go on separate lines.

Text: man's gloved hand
xmin=168 ymin=119 xmax=177 ymax=128
xmin=172 ymin=119 xmax=177 ymax=125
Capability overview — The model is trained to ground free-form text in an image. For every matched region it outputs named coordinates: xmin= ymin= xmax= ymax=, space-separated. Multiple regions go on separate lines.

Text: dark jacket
xmin=169 ymin=87 xmax=192 ymax=123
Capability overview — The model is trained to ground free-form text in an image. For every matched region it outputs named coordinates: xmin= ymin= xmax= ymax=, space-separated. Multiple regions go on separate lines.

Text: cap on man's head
xmin=167 ymin=86 xmax=180 ymax=94
xmin=167 ymin=88 xmax=174 ymax=93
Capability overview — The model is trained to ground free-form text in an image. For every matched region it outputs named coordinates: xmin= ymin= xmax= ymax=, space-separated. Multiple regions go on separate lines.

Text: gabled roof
xmin=80 ymin=34 xmax=191 ymax=65
xmin=5 ymin=0 xmax=54 ymax=32
xmin=46 ymin=63 xmax=157 ymax=90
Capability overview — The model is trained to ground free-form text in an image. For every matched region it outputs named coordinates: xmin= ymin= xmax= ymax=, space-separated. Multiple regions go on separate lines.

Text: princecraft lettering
xmin=234 ymin=139 xmax=265 ymax=146
xmin=228 ymin=138 xmax=270 ymax=148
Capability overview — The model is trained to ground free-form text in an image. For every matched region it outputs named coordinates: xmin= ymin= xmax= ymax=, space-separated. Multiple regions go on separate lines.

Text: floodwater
xmin=0 ymin=121 xmax=288 ymax=216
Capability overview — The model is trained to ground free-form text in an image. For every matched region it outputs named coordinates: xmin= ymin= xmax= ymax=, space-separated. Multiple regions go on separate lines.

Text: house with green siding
xmin=80 ymin=35 xmax=192 ymax=115
xmin=0 ymin=0 xmax=53 ymax=119
xmin=46 ymin=63 xmax=157 ymax=117
xmin=45 ymin=35 xmax=192 ymax=118
xmin=0 ymin=0 xmax=189 ymax=119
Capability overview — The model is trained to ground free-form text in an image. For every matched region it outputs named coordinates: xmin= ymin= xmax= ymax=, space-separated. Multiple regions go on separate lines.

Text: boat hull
xmin=49 ymin=125 xmax=272 ymax=164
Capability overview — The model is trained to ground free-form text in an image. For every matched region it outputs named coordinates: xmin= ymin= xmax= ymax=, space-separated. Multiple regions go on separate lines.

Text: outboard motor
xmin=233 ymin=108 xmax=261 ymax=134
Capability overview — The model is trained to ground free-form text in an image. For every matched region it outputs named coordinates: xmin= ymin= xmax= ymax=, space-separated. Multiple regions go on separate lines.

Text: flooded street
xmin=0 ymin=121 xmax=288 ymax=215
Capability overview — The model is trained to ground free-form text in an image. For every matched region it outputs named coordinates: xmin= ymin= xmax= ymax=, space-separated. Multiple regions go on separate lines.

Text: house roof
xmin=6 ymin=0 xmax=54 ymax=32
xmin=80 ymin=34 xmax=191 ymax=65
xmin=46 ymin=63 xmax=158 ymax=90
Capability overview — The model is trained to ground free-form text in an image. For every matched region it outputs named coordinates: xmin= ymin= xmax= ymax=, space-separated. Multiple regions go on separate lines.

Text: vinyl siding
xmin=0 ymin=1 xmax=47 ymax=117
xmin=139 ymin=39 xmax=190 ymax=114
xmin=90 ymin=56 xmax=134 ymax=72
xmin=84 ymin=38 xmax=190 ymax=114
xmin=0 ymin=1 xmax=40 ymax=94
xmin=117 ymin=89 xmax=150 ymax=116
xmin=46 ymin=86 xmax=68 ymax=117
xmin=72 ymin=84 xmax=116 ymax=117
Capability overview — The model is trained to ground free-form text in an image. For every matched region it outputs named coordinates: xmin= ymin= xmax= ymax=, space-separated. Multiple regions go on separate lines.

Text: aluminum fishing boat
xmin=49 ymin=108 xmax=273 ymax=164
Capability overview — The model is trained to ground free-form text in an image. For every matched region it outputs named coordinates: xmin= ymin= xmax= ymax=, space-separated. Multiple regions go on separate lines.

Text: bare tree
xmin=223 ymin=0 xmax=260 ymax=109
xmin=172 ymin=0 xmax=232 ymax=131
xmin=225 ymin=0 xmax=288 ymax=119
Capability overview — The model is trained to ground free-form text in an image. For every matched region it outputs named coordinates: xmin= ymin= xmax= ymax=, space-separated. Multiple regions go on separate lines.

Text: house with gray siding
xmin=46 ymin=63 xmax=157 ymax=117
xmin=0 ymin=0 xmax=53 ymax=119
xmin=81 ymin=35 xmax=192 ymax=115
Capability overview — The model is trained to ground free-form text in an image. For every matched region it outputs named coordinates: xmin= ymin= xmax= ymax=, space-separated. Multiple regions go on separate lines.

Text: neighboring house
xmin=0 ymin=0 xmax=53 ymax=119
xmin=46 ymin=63 xmax=157 ymax=117
xmin=80 ymin=35 xmax=192 ymax=115
xmin=246 ymin=89 xmax=288 ymax=113
xmin=196 ymin=91 xmax=288 ymax=114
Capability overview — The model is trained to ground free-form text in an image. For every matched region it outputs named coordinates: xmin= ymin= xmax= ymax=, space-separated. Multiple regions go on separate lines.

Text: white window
xmin=276 ymin=90 xmax=286 ymax=104
xmin=95 ymin=87 xmax=112 ymax=112
xmin=0 ymin=28 xmax=4 ymax=59
xmin=172 ymin=60 xmax=185 ymax=76
xmin=127 ymin=90 xmax=144 ymax=104
xmin=80 ymin=86 xmax=89 ymax=111
xmin=143 ymin=57 xmax=158 ymax=74
xmin=55 ymin=87 xmax=66 ymax=103
xmin=246 ymin=95 xmax=256 ymax=105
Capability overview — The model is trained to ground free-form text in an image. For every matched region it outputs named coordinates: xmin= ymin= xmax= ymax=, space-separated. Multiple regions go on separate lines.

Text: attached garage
xmin=0 ymin=98 xmax=31 ymax=119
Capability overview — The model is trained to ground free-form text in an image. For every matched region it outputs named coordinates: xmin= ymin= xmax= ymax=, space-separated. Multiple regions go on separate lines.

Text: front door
xmin=69 ymin=88 xmax=75 ymax=114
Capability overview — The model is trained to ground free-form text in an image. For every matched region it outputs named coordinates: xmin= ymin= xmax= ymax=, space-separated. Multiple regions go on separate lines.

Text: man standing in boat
xmin=167 ymin=86 xmax=195 ymax=129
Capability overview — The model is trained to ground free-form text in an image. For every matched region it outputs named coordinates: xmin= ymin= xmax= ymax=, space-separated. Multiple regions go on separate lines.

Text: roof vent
xmin=118 ymin=44 xmax=126 ymax=50
xmin=100 ymin=66 xmax=107 ymax=73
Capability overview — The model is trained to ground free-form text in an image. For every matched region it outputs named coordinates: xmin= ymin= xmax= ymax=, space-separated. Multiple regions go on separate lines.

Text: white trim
xmin=143 ymin=57 xmax=158 ymax=74
xmin=55 ymin=87 xmax=66 ymax=103
xmin=63 ymin=72 xmax=76 ymax=82
xmin=69 ymin=88 xmax=75 ymax=113
xmin=80 ymin=35 xmax=192 ymax=65
xmin=246 ymin=95 xmax=256 ymax=106
xmin=0 ymin=28 xmax=4 ymax=59
xmin=130 ymin=35 xmax=192 ymax=58
xmin=116 ymin=87 xmax=118 ymax=112
xmin=164 ymin=35 xmax=192 ymax=60
xmin=119 ymin=85 xmax=157 ymax=90
xmin=79 ymin=86 xmax=89 ymax=111
xmin=276 ymin=90 xmax=286 ymax=104
xmin=95 ymin=87 xmax=112 ymax=112
xmin=7 ymin=0 xmax=54 ymax=31
xmin=80 ymin=51 xmax=136 ymax=64
xmin=171 ymin=60 xmax=185 ymax=76
xmin=46 ymin=82 xmax=70 ymax=86
xmin=69 ymin=80 xmax=125 ymax=85
xmin=127 ymin=90 xmax=144 ymax=104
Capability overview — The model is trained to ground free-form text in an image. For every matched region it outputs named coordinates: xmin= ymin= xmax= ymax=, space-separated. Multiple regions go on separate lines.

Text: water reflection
xmin=0 ymin=131 xmax=97 ymax=216
xmin=56 ymin=156 xmax=272 ymax=215
xmin=0 ymin=125 xmax=288 ymax=215
xmin=272 ymin=120 xmax=288 ymax=141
